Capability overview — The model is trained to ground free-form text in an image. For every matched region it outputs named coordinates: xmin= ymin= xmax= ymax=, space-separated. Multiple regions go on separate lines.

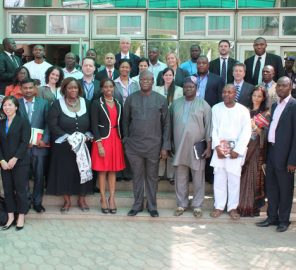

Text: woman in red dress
xmin=91 ymin=78 xmax=125 ymax=214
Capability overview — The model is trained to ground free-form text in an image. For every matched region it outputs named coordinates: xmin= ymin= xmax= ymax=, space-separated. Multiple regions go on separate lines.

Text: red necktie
xmin=108 ymin=70 xmax=112 ymax=79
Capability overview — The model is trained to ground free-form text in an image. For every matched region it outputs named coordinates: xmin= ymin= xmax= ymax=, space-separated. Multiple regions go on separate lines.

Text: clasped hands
xmin=0 ymin=157 xmax=18 ymax=170
xmin=216 ymin=146 xmax=239 ymax=159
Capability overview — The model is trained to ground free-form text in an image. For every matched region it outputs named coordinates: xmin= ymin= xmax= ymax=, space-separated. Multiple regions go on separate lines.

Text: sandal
xmin=175 ymin=207 xmax=185 ymax=216
xmin=193 ymin=208 xmax=202 ymax=218
xmin=229 ymin=209 xmax=240 ymax=220
xmin=210 ymin=209 xmax=223 ymax=218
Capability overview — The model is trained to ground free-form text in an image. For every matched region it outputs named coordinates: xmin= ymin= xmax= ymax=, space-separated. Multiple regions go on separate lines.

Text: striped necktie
xmin=235 ymin=85 xmax=240 ymax=102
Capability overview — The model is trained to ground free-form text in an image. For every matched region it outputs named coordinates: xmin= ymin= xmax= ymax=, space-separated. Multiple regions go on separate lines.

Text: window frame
xmin=279 ymin=12 xmax=296 ymax=39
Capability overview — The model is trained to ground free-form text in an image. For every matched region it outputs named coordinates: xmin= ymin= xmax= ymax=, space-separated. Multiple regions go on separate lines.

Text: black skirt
xmin=47 ymin=141 xmax=93 ymax=196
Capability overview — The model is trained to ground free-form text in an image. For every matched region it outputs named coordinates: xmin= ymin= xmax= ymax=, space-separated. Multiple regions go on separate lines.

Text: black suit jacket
xmin=78 ymin=78 xmax=101 ymax=101
xmin=0 ymin=52 xmax=22 ymax=95
xmin=156 ymin=67 xmax=190 ymax=87
xmin=195 ymin=72 xmax=224 ymax=108
xmin=244 ymin=53 xmax=285 ymax=85
xmin=95 ymin=68 xmax=120 ymax=81
xmin=91 ymin=96 xmax=122 ymax=140
xmin=209 ymin=57 xmax=237 ymax=84
xmin=237 ymin=81 xmax=254 ymax=108
xmin=0 ymin=114 xmax=31 ymax=166
xmin=115 ymin=52 xmax=141 ymax=77
xmin=269 ymin=97 xmax=296 ymax=169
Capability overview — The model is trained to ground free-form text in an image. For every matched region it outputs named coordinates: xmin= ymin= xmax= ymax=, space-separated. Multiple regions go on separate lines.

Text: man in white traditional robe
xmin=210 ymin=84 xmax=251 ymax=220
xmin=171 ymin=77 xmax=212 ymax=217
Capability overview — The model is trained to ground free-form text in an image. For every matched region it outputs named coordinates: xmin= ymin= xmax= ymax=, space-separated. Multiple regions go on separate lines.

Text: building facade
xmin=1 ymin=0 xmax=296 ymax=66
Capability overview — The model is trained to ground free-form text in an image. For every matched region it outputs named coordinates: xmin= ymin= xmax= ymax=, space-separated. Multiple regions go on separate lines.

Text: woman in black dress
xmin=47 ymin=77 xmax=93 ymax=213
xmin=0 ymin=96 xmax=31 ymax=230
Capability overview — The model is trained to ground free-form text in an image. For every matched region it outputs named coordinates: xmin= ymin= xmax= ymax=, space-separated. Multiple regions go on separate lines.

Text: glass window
xmin=96 ymin=15 xmax=117 ymax=36
xmin=93 ymin=40 xmax=145 ymax=64
xmin=91 ymin=0 xmax=146 ymax=8
xmin=149 ymin=0 xmax=178 ymax=8
xmin=120 ymin=16 xmax=142 ymax=36
xmin=238 ymin=0 xmax=277 ymax=8
xmin=11 ymin=14 xmax=46 ymax=34
xmin=241 ymin=16 xmax=279 ymax=36
xmin=180 ymin=0 xmax=235 ymax=8
xmin=4 ymin=0 xmax=89 ymax=8
xmin=208 ymin=16 xmax=230 ymax=36
xmin=49 ymin=15 xmax=86 ymax=35
xmin=147 ymin=41 xmax=178 ymax=62
xmin=281 ymin=0 xmax=296 ymax=7
xmin=184 ymin=16 xmax=206 ymax=36
xmin=282 ymin=16 xmax=296 ymax=35
xmin=148 ymin=11 xmax=178 ymax=39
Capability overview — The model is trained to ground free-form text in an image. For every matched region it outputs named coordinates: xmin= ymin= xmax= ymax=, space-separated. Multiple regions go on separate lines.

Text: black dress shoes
xmin=33 ymin=205 xmax=46 ymax=213
xmin=148 ymin=209 xmax=159 ymax=217
xmin=127 ymin=209 xmax=142 ymax=216
xmin=255 ymin=219 xmax=279 ymax=227
xmin=276 ymin=223 xmax=290 ymax=232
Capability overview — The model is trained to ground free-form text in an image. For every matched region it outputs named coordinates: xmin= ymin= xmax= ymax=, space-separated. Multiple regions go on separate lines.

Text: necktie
xmin=265 ymin=83 xmax=269 ymax=90
xmin=221 ymin=58 xmax=227 ymax=83
xmin=11 ymin=55 xmax=19 ymax=68
xmin=27 ymin=102 xmax=33 ymax=122
xmin=252 ymin=56 xmax=261 ymax=85
xmin=108 ymin=70 xmax=112 ymax=79
xmin=235 ymin=85 xmax=240 ymax=102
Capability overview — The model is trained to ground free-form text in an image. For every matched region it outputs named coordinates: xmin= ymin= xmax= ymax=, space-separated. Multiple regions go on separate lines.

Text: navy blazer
xmin=0 ymin=114 xmax=31 ymax=166
xmin=237 ymin=81 xmax=254 ymax=108
xmin=95 ymin=68 xmax=120 ymax=81
xmin=244 ymin=53 xmax=285 ymax=85
xmin=115 ymin=52 xmax=141 ymax=78
xmin=0 ymin=52 xmax=22 ymax=95
xmin=18 ymin=97 xmax=50 ymax=156
xmin=91 ymin=96 xmax=122 ymax=141
xmin=269 ymin=97 xmax=296 ymax=169
xmin=209 ymin=57 xmax=238 ymax=84
xmin=78 ymin=78 xmax=101 ymax=101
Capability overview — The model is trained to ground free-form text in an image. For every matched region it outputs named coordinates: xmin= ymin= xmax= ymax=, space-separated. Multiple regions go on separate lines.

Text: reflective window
xmin=281 ymin=0 xmax=296 ymax=7
xmin=180 ymin=0 xmax=235 ymax=8
xmin=184 ymin=16 xmax=206 ymax=36
xmin=49 ymin=15 xmax=86 ymax=35
xmin=4 ymin=0 xmax=89 ymax=8
xmin=241 ymin=16 xmax=279 ymax=36
xmin=11 ymin=14 xmax=46 ymax=34
xmin=208 ymin=16 xmax=230 ymax=36
xmin=96 ymin=15 xmax=117 ymax=36
xmin=282 ymin=16 xmax=296 ymax=35
xmin=93 ymin=40 xmax=145 ymax=64
xmin=120 ymin=16 xmax=142 ymax=36
xmin=148 ymin=11 xmax=178 ymax=39
xmin=149 ymin=0 xmax=178 ymax=8
xmin=91 ymin=0 xmax=146 ymax=8
xmin=238 ymin=0 xmax=276 ymax=8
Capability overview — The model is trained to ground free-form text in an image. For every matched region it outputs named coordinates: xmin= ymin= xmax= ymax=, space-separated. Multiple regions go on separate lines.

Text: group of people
xmin=0 ymin=35 xmax=295 ymax=233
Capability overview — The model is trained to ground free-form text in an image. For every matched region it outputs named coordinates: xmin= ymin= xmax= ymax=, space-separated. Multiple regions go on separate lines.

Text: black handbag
xmin=193 ymin=139 xmax=207 ymax=159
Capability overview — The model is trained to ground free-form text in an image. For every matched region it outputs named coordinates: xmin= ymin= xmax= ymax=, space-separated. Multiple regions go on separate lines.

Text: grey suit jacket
xmin=114 ymin=79 xmax=140 ymax=105
xmin=18 ymin=97 xmax=50 ymax=156
xmin=237 ymin=81 xmax=254 ymax=108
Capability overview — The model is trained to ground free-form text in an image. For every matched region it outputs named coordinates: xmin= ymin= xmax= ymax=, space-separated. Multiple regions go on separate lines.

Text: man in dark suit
xmin=95 ymin=53 xmax=119 ymax=81
xmin=195 ymin=55 xmax=224 ymax=108
xmin=115 ymin=37 xmax=140 ymax=77
xmin=256 ymin=76 xmax=296 ymax=232
xmin=79 ymin=57 xmax=101 ymax=101
xmin=0 ymin=38 xmax=22 ymax=95
xmin=18 ymin=78 xmax=50 ymax=213
xmin=233 ymin=63 xmax=254 ymax=107
xmin=209 ymin=40 xmax=237 ymax=84
xmin=244 ymin=37 xmax=285 ymax=85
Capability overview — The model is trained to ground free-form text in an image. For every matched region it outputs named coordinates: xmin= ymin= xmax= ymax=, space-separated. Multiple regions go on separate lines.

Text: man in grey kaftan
xmin=171 ymin=77 xmax=212 ymax=217
xmin=123 ymin=70 xmax=170 ymax=217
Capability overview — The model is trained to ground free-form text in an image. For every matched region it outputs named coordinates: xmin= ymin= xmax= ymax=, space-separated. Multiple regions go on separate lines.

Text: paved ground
xmin=1 ymin=214 xmax=296 ymax=270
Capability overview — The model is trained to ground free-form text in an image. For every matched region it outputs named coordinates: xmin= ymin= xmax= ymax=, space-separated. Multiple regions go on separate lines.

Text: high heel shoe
xmin=60 ymin=202 xmax=70 ymax=214
xmin=1 ymin=219 xmax=15 ymax=231
xmin=16 ymin=225 xmax=24 ymax=231
xmin=108 ymin=197 xmax=117 ymax=214
xmin=100 ymin=198 xmax=109 ymax=214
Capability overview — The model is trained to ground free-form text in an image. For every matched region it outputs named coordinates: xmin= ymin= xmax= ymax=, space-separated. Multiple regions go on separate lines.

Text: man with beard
xmin=24 ymin=45 xmax=52 ymax=86
xmin=210 ymin=84 xmax=251 ymax=220
xmin=180 ymin=45 xmax=201 ymax=76
xmin=123 ymin=70 xmax=170 ymax=217
xmin=209 ymin=40 xmax=238 ymax=84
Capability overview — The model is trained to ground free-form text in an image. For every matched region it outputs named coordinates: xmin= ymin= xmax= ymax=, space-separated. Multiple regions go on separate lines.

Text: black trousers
xmin=1 ymin=165 xmax=30 ymax=214
xmin=266 ymin=145 xmax=295 ymax=225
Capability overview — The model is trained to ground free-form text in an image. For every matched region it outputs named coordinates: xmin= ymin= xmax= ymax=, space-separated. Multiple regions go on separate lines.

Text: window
xmin=282 ymin=15 xmax=296 ymax=36
xmin=183 ymin=16 xmax=206 ymax=36
xmin=241 ymin=15 xmax=279 ymax=37
xmin=149 ymin=0 xmax=178 ymax=8
xmin=4 ymin=0 xmax=89 ymax=8
xmin=208 ymin=16 xmax=231 ymax=36
xmin=180 ymin=0 xmax=235 ymax=8
xmin=93 ymin=12 xmax=145 ymax=38
xmin=147 ymin=41 xmax=178 ymax=62
xmin=10 ymin=14 xmax=46 ymax=35
xmin=148 ymin=11 xmax=178 ymax=39
xmin=91 ymin=0 xmax=146 ymax=8
xmin=238 ymin=0 xmax=278 ymax=8
xmin=49 ymin=15 xmax=86 ymax=35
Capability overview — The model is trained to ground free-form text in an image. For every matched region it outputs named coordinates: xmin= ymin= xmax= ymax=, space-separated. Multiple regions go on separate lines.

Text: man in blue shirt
xmin=180 ymin=45 xmax=201 ymax=76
